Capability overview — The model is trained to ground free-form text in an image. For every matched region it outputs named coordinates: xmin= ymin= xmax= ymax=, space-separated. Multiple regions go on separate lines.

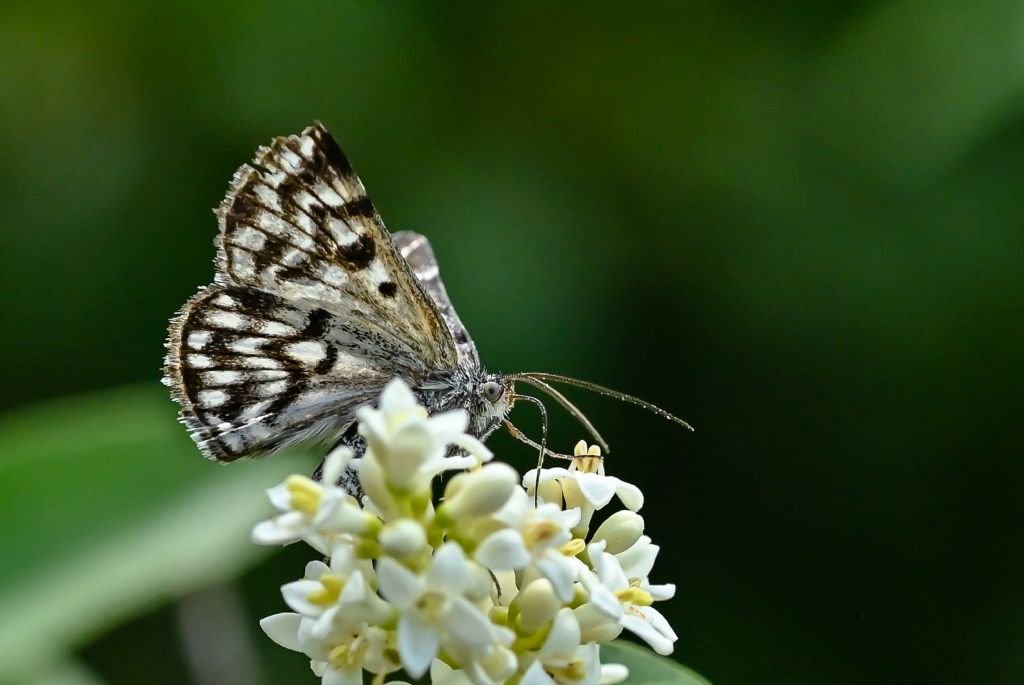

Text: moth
xmin=163 ymin=123 xmax=689 ymax=491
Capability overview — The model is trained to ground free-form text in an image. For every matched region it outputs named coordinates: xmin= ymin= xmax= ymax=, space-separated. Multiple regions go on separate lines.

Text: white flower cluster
xmin=253 ymin=379 xmax=677 ymax=685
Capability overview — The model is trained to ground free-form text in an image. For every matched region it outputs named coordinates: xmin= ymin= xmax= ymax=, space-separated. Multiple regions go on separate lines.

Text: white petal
xmin=376 ymin=556 xmax=425 ymax=609
xmin=251 ymin=518 xmax=299 ymax=545
xmin=446 ymin=596 xmax=497 ymax=648
xmin=428 ymin=542 xmax=470 ymax=592
xmin=575 ymin=473 xmax=617 ymax=508
xmin=522 ymin=468 xmax=569 ymax=489
xmin=449 ymin=432 xmax=493 ymax=462
xmin=431 ymin=659 xmax=473 ymax=685
xmin=338 ymin=569 xmax=369 ymax=604
xmin=620 ymin=612 xmax=676 ymax=655
xmin=645 ymin=582 xmax=676 ymax=601
xmin=266 ymin=482 xmax=294 ymax=510
xmin=320 ymin=446 xmax=354 ymax=486
xmin=379 ymin=378 xmax=420 ymax=413
xmin=636 ymin=604 xmax=678 ymax=642
xmin=475 ymin=529 xmax=531 ymax=570
xmin=387 ymin=424 xmax=440 ymax=484
xmin=535 ymin=553 xmax=578 ymax=603
xmin=612 ymin=479 xmax=644 ymax=511
xmin=615 ymin=536 xmax=658 ymax=580
xmin=322 ymin=664 xmax=361 ymax=685
xmin=259 ymin=613 xmax=304 ymax=652
xmin=520 ymin=660 xmax=556 ymax=685
xmin=282 ymin=579 xmax=326 ymax=616
xmin=599 ymin=662 xmax=629 ymax=685
xmin=425 ymin=408 xmax=470 ymax=437
xmin=538 ymin=608 xmax=581 ymax=664
xmin=398 ymin=613 xmax=440 ymax=678
xmin=574 ymin=644 xmax=602 ymax=685
xmin=304 ymin=559 xmax=331 ymax=578
xmin=579 ymin=569 xmax=623 ymax=618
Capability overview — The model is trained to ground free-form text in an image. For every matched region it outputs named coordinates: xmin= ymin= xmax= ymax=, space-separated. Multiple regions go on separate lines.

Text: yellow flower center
xmin=308 ymin=573 xmax=345 ymax=606
xmin=548 ymin=657 xmax=587 ymax=683
xmin=286 ymin=475 xmax=322 ymax=515
xmin=571 ymin=456 xmax=603 ymax=474
xmin=560 ymin=538 xmax=585 ymax=557
xmin=387 ymin=406 xmax=428 ymax=431
xmin=615 ymin=587 xmax=653 ymax=606
xmin=523 ymin=520 xmax=562 ymax=548
xmin=415 ymin=590 xmax=450 ymax=621
xmin=327 ymin=632 xmax=366 ymax=669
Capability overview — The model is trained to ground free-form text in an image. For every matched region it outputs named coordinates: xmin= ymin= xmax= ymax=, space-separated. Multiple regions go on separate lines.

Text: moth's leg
xmin=313 ymin=424 xmax=366 ymax=497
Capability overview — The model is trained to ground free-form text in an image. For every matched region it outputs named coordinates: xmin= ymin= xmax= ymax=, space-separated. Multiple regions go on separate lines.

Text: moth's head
xmin=471 ymin=374 xmax=513 ymax=430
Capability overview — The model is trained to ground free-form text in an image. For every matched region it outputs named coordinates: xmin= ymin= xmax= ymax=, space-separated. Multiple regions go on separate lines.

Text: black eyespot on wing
xmin=338 ymin=234 xmax=376 ymax=270
xmin=378 ymin=281 xmax=397 ymax=297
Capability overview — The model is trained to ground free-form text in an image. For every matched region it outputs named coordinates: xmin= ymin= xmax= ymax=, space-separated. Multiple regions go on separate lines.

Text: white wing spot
xmin=281 ymin=149 xmax=303 ymax=171
xmin=188 ymin=354 xmax=215 ymax=369
xmin=187 ymin=331 xmax=212 ymax=349
xmin=285 ymin=340 xmax=327 ymax=366
xmin=233 ymin=226 xmax=267 ymax=250
xmin=315 ymin=182 xmax=345 ymax=206
xmin=258 ymin=380 xmax=290 ymax=397
xmin=230 ymin=337 xmax=264 ymax=355
xmin=262 ymin=320 xmax=299 ymax=337
xmin=203 ymin=370 xmax=245 ymax=385
xmin=251 ymin=369 xmax=290 ymax=381
xmin=241 ymin=399 xmax=275 ymax=421
xmin=229 ymin=248 xmax=256 ymax=278
xmin=197 ymin=389 xmax=229 ymax=408
xmin=322 ymin=265 xmax=348 ymax=287
xmin=239 ymin=356 xmax=282 ymax=370
xmin=212 ymin=294 xmax=237 ymax=308
xmin=206 ymin=310 xmax=249 ymax=330
xmin=330 ymin=219 xmax=357 ymax=245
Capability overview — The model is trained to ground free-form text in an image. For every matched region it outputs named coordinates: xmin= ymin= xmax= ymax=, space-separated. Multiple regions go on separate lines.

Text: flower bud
xmin=574 ymin=603 xmax=624 ymax=644
xmin=515 ymin=579 xmax=561 ymax=633
xmin=437 ymin=463 xmax=518 ymax=525
xmin=591 ymin=511 xmax=645 ymax=554
xmin=379 ymin=518 xmax=427 ymax=557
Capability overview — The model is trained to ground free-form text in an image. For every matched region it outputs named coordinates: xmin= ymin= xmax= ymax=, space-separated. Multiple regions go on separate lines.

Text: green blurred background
xmin=2 ymin=2 xmax=1022 ymax=684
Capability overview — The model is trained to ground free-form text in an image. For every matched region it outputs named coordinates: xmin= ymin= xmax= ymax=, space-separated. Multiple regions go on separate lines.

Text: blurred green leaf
xmin=23 ymin=660 xmax=108 ymax=685
xmin=602 ymin=641 xmax=713 ymax=685
xmin=0 ymin=385 xmax=313 ymax=681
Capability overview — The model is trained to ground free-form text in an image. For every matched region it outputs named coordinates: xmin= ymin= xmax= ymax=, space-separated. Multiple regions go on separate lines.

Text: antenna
xmin=520 ymin=372 xmax=694 ymax=431
xmin=504 ymin=373 xmax=611 ymax=453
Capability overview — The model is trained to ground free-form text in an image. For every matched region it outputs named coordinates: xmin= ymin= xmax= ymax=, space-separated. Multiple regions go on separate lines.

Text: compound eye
xmin=481 ymin=381 xmax=503 ymax=403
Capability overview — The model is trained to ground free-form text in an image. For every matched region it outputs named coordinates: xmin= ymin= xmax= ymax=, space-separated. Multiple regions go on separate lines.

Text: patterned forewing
xmin=393 ymin=231 xmax=481 ymax=370
xmin=165 ymin=285 xmax=402 ymax=460
xmin=215 ymin=122 xmax=457 ymax=371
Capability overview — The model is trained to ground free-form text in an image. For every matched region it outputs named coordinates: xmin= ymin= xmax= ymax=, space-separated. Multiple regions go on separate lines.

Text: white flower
xmin=252 ymin=448 xmax=368 ymax=554
xmin=614 ymin=535 xmax=675 ymax=601
xmin=514 ymin=579 xmax=562 ymax=633
xmin=256 ymin=382 xmax=681 ymax=684
xmin=376 ymin=543 xmax=498 ymax=678
xmin=523 ymin=442 xmax=642 ymax=533
xmin=308 ymin=624 xmax=394 ymax=685
xmin=580 ymin=541 xmax=677 ymax=655
xmin=262 ymin=612 xmax=397 ymax=685
xmin=444 ymin=636 xmax=518 ymax=685
xmin=437 ymin=462 xmax=519 ymax=524
xmin=521 ymin=609 xmax=626 ymax=685
xmin=281 ymin=545 xmax=392 ymax=638
xmin=358 ymin=380 xmax=492 ymax=494
xmin=590 ymin=511 xmax=645 ymax=555
xmin=474 ymin=489 xmax=582 ymax=601
xmin=379 ymin=518 xmax=429 ymax=558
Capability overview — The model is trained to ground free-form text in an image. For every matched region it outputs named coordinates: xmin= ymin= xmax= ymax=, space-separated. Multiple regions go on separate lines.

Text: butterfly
xmin=163 ymin=123 xmax=690 ymax=490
